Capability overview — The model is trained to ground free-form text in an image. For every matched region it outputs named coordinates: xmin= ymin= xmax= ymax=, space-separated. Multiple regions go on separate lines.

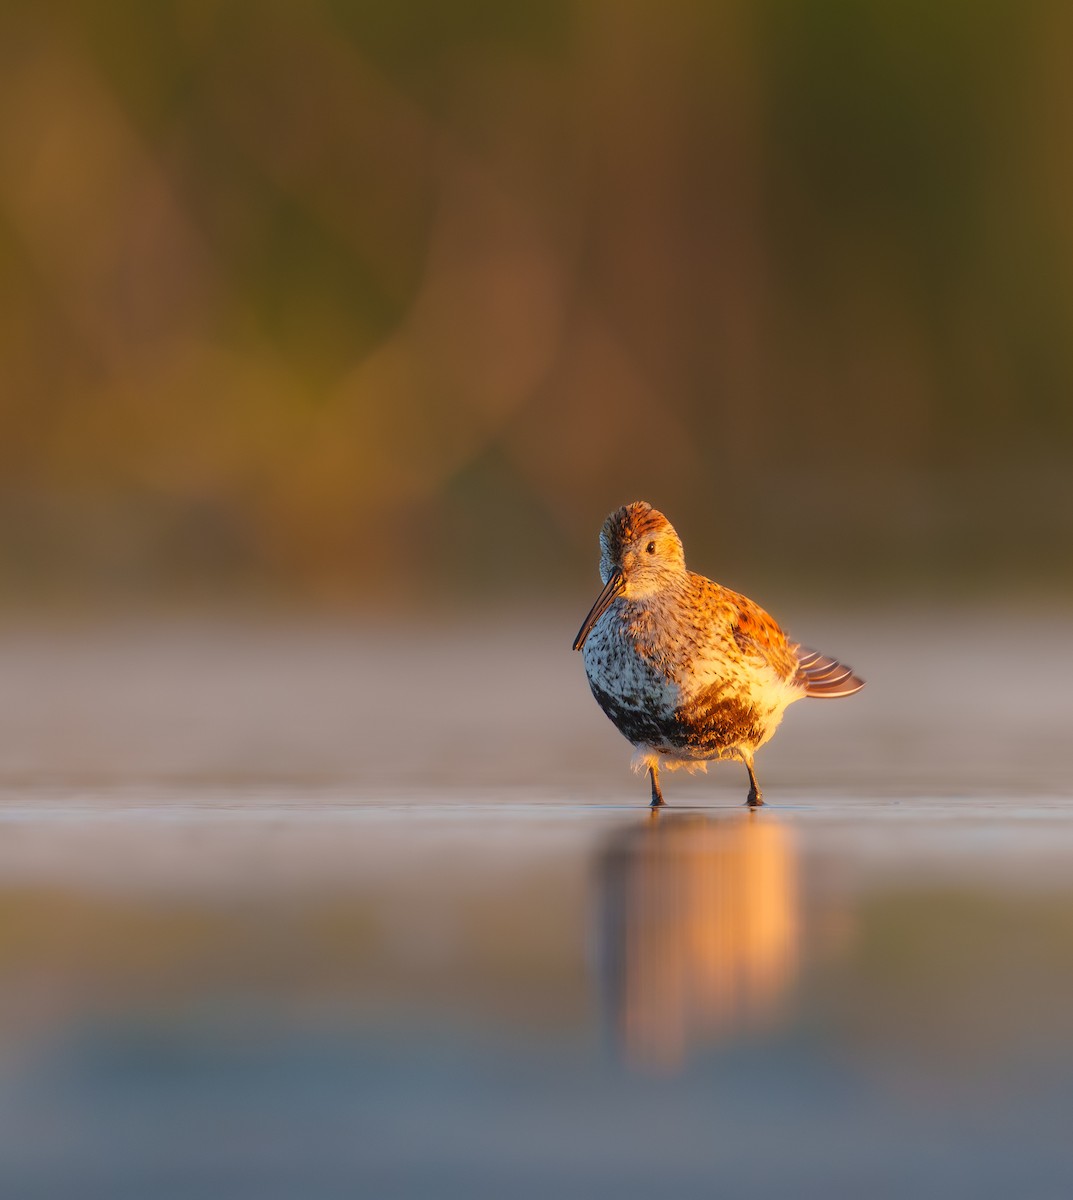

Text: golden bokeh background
xmin=2 ymin=1 xmax=1071 ymax=606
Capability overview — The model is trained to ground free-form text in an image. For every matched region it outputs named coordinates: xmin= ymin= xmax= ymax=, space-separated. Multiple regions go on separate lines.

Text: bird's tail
xmin=795 ymin=648 xmax=865 ymax=698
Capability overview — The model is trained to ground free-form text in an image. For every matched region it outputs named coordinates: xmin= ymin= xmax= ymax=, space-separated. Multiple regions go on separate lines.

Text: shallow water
xmin=0 ymin=612 xmax=1070 ymax=1197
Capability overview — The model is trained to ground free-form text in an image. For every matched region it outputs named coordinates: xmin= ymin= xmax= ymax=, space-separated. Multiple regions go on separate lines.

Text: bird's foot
xmin=744 ymin=761 xmax=763 ymax=807
xmin=648 ymin=766 xmax=665 ymax=809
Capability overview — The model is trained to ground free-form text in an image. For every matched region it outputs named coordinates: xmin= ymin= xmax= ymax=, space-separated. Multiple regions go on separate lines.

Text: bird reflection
xmin=596 ymin=811 xmax=800 ymax=1070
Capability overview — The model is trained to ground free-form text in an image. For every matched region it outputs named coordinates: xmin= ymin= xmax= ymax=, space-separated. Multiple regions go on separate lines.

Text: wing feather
xmin=794 ymin=646 xmax=865 ymax=698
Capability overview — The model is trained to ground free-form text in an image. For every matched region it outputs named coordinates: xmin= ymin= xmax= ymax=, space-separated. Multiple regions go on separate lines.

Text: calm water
xmin=0 ymin=611 xmax=1070 ymax=1198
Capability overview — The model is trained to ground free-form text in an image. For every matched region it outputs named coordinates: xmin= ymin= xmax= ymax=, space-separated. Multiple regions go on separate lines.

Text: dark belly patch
xmin=589 ymin=680 xmax=766 ymax=756
xmin=588 ymin=681 xmax=671 ymax=747
xmin=674 ymin=686 xmax=767 ymax=755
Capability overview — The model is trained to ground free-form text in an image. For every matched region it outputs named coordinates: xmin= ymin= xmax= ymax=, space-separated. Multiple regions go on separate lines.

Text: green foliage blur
xmin=1 ymin=0 xmax=1070 ymax=605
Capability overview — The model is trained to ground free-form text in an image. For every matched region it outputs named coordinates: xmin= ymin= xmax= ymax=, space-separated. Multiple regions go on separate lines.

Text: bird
xmin=573 ymin=502 xmax=864 ymax=807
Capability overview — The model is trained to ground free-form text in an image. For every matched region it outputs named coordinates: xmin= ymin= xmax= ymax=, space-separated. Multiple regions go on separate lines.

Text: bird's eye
xmin=646 ymin=541 xmax=657 ymax=554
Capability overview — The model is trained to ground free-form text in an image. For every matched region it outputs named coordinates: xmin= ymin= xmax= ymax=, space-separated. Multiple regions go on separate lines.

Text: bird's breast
xmin=580 ymin=597 xmax=796 ymax=757
xmin=581 ymin=605 xmax=681 ymax=715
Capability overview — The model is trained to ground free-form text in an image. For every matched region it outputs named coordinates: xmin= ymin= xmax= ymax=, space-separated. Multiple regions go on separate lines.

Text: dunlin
xmin=573 ymin=502 xmax=864 ymax=807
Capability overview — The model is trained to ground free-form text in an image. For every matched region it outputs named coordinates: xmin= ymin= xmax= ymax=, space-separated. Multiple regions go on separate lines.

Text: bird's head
xmin=573 ymin=502 xmax=686 ymax=650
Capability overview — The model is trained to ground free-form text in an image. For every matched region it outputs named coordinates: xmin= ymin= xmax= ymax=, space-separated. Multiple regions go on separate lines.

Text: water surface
xmin=0 ymin=613 xmax=1069 ymax=1197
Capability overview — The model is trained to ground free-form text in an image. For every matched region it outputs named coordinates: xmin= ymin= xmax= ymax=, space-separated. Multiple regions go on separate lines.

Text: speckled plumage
xmin=573 ymin=502 xmax=864 ymax=807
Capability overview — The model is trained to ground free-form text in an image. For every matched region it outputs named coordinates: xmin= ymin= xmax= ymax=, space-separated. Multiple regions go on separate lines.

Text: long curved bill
xmin=572 ymin=570 xmax=625 ymax=651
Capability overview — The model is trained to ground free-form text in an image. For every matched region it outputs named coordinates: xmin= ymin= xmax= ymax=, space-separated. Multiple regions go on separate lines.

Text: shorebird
xmin=573 ymin=502 xmax=864 ymax=807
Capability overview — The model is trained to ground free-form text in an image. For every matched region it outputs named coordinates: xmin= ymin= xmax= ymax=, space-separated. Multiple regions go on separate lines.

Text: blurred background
xmin=2 ymin=6 xmax=1073 ymax=1196
xmin=1 ymin=0 xmax=1071 ymax=611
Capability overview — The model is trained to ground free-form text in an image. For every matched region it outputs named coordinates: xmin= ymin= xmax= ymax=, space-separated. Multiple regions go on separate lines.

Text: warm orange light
xmin=597 ymin=812 xmax=799 ymax=1071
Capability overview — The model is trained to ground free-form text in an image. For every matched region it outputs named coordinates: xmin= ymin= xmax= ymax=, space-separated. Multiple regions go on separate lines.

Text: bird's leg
xmin=744 ymin=760 xmax=764 ymax=807
xmin=649 ymin=764 xmax=665 ymax=808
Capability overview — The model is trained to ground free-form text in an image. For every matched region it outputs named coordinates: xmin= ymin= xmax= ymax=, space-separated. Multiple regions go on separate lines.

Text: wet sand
xmin=0 ymin=612 xmax=1069 ymax=1197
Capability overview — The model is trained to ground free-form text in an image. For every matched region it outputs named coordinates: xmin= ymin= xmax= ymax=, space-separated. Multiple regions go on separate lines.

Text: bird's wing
xmin=794 ymin=647 xmax=865 ymax=698
xmin=696 ymin=580 xmax=865 ymax=698
xmin=704 ymin=583 xmax=802 ymax=682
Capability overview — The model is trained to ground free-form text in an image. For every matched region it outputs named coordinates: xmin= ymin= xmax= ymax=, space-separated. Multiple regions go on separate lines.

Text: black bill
xmin=572 ymin=570 xmax=625 ymax=651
